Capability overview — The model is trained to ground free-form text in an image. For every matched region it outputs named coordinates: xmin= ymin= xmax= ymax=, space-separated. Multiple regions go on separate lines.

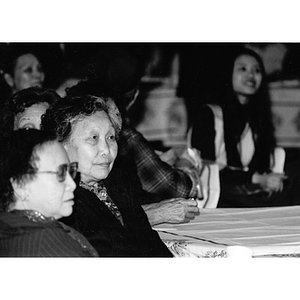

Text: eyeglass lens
xmin=57 ymin=163 xmax=78 ymax=182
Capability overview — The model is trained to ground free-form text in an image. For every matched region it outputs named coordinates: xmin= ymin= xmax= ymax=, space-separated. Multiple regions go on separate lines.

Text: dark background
xmin=1 ymin=42 xmax=300 ymax=152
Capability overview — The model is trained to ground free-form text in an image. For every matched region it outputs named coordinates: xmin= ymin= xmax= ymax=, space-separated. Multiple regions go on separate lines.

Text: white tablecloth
xmin=154 ymin=206 xmax=300 ymax=258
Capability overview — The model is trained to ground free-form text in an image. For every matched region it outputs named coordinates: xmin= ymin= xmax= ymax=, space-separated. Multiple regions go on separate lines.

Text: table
xmin=153 ymin=206 xmax=300 ymax=258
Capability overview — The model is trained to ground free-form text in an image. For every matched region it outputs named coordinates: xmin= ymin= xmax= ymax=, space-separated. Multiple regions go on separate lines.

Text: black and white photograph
xmin=1 ymin=2 xmax=300 ymax=299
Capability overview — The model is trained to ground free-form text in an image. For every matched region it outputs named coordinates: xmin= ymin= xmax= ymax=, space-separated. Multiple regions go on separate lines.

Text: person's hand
xmin=252 ymin=172 xmax=287 ymax=193
xmin=142 ymin=198 xmax=200 ymax=226
xmin=174 ymin=147 xmax=202 ymax=170
xmin=159 ymin=198 xmax=200 ymax=223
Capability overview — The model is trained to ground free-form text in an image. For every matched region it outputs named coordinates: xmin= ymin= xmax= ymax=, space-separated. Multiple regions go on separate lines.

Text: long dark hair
xmin=221 ymin=47 xmax=276 ymax=173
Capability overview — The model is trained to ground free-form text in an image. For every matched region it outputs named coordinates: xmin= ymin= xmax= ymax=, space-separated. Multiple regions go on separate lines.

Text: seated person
xmin=41 ymin=93 xmax=173 ymax=257
xmin=190 ymin=47 xmax=300 ymax=207
xmin=65 ymin=79 xmax=200 ymax=225
xmin=73 ymin=73 xmax=201 ymax=199
xmin=0 ymin=85 xmax=198 ymax=226
xmin=0 ymin=86 xmax=60 ymax=134
xmin=0 ymin=129 xmax=98 ymax=257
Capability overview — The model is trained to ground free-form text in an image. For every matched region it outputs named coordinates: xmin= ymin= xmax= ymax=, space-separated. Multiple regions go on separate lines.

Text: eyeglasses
xmin=37 ymin=162 xmax=78 ymax=182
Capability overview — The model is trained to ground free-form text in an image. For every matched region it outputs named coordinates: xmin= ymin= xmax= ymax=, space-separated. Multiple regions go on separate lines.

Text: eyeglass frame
xmin=36 ymin=162 xmax=78 ymax=182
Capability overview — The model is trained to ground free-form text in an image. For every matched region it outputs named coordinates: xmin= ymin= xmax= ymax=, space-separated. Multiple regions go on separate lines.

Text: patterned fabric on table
xmin=79 ymin=181 xmax=124 ymax=226
xmin=164 ymin=240 xmax=227 ymax=258
xmin=163 ymin=240 xmax=300 ymax=258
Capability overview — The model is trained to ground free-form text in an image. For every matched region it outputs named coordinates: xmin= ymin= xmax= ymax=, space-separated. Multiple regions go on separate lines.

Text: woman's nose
xmin=99 ymin=141 xmax=110 ymax=157
xmin=65 ymin=172 xmax=76 ymax=191
xmin=247 ymin=69 xmax=254 ymax=78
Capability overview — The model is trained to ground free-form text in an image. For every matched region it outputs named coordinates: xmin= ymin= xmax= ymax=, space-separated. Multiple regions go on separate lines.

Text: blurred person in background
xmin=190 ymin=47 xmax=300 ymax=207
xmin=0 ymin=86 xmax=60 ymax=137
xmin=0 ymin=45 xmax=45 ymax=108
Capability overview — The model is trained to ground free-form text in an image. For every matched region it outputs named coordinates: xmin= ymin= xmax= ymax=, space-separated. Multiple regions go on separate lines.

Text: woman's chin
xmin=81 ymin=171 xmax=110 ymax=183
xmin=57 ymin=199 xmax=74 ymax=215
xmin=95 ymin=171 xmax=110 ymax=180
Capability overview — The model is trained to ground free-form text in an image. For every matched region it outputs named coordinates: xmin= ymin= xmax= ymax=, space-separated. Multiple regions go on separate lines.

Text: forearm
xmin=142 ymin=203 xmax=164 ymax=226
xmin=137 ymin=142 xmax=192 ymax=195
xmin=126 ymin=127 xmax=192 ymax=197
xmin=142 ymin=198 xmax=199 ymax=226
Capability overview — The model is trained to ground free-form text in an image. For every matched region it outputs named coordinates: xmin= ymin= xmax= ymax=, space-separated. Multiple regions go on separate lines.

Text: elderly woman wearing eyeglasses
xmin=0 ymin=129 xmax=98 ymax=257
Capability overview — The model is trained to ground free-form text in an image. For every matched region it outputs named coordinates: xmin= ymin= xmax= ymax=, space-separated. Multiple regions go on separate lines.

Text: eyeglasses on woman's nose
xmin=37 ymin=162 xmax=78 ymax=182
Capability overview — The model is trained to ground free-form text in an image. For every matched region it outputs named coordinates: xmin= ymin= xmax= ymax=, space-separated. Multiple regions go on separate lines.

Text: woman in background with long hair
xmin=191 ymin=47 xmax=300 ymax=207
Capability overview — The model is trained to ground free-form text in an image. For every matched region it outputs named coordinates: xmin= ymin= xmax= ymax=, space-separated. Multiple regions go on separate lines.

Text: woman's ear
xmin=63 ymin=143 xmax=69 ymax=152
xmin=10 ymin=178 xmax=19 ymax=191
xmin=10 ymin=179 xmax=27 ymax=202
xmin=4 ymin=73 xmax=14 ymax=88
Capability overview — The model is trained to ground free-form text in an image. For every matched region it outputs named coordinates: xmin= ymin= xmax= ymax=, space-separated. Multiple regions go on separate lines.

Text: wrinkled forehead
xmin=70 ymin=110 xmax=113 ymax=134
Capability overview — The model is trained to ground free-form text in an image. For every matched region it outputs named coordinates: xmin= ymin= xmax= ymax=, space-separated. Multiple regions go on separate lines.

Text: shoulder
xmin=192 ymin=105 xmax=217 ymax=130
xmin=0 ymin=214 xmax=70 ymax=256
xmin=104 ymin=167 xmax=134 ymax=198
xmin=0 ymin=211 xmax=45 ymax=231
xmin=118 ymin=125 xmax=144 ymax=155
xmin=120 ymin=124 xmax=140 ymax=139
xmin=22 ymin=224 xmax=89 ymax=257
xmin=105 ymin=166 xmax=128 ymax=184
xmin=104 ymin=168 xmax=142 ymax=208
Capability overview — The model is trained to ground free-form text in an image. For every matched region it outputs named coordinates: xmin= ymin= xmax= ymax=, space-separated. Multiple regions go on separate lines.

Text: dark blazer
xmin=60 ymin=167 xmax=173 ymax=257
xmin=0 ymin=211 xmax=97 ymax=257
